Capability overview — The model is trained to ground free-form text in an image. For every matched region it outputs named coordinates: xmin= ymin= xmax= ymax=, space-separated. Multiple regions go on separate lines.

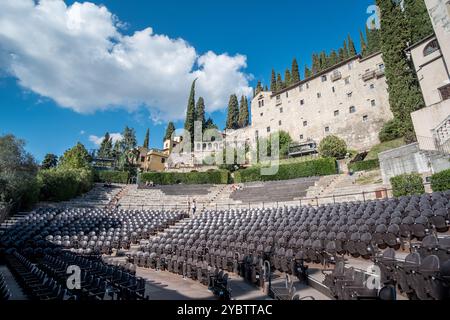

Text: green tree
xmin=184 ymin=79 xmax=197 ymax=146
xmin=164 ymin=122 xmax=176 ymax=141
xmin=347 ymin=34 xmax=357 ymax=56
xmin=205 ymin=118 xmax=218 ymax=130
xmin=238 ymin=96 xmax=250 ymax=128
xmin=312 ymin=53 xmax=320 ymax=74
xmin=329 ymin=50 xmax=338 ymax=66
xmin=59 ymin=142 xmax=92 ymax=169
xmin=343 ymin=40 xmax=349 ymax=59
xmin=98 ymin=132 xmax=113 ymax=158
xmin=121 ymin=126 xmax=137 ymax=152
xmin=291 ymin=58 xmax=300 ymax=83
xmin=143 ymin=129 xmax=150 ymax=149
xmin=377 ymin=0 xmax=426 ymax=137
xmin=276 ymin=73 xmax=284 ymax=91
xmin=366 ymin=22 xmax=382 ymax=54
xmin=270 ymin=69 xmax=277 ymax=92
xmin=319 ymin=51 xmax=328 ymax=70
xmin=284 ymin=69 xmax=292 ymax=86
xmin=226 ymin=94 xmax=240 ymax=130
xmin=41 ymin=153 xmax=58 ymax=169
xmin=318 ymin=135 xmax=347 ymax=159
xmin=255 ymin=80 xmax=263 ymax=95
xmin=404 ymin=0 xmax=433 ymax=44
xmin=338 ymin=47 xmax=346 ymax=61
xmin=360 ymin=29 xmax=368 ymax=57
xmin=304 ymin=66 xmax=312 ymax=78
xmin=0 ymin=134 xmax=39 ymax=210
xmin=196 ymin=97 xmax=206 ymax=130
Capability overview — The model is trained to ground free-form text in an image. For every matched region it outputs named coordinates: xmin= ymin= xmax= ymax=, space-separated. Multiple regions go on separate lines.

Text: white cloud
xmin=0 ymin=0 xmax=253 ymax=121
xmin=89 ymin=132 xmax=123 ymax=146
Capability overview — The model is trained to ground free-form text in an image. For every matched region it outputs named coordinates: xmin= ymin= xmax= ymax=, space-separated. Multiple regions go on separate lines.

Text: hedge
xmin=348 ymin=159 xmax=380 ymax=172
xmin=140 ymin=170 xmax=230 ymax=185
xmin=390 ymin=173 xmax=425 ymax=197
xmin=94 ymin=170 xmax=129 ymax=184
xmin=430 ymin=169 xmax=450 ymax=192
xmin=234 ymin=158 xmax=337 ymax=183
xmin=37 ymin=168 xmax=94 ymax=202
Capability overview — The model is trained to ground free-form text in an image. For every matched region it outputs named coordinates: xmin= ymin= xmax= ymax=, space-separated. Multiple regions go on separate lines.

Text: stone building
xmin=229 ymin=53 xmax=393 ymax=152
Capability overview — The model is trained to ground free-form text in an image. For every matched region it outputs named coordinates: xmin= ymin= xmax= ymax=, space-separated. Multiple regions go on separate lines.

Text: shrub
xmin=430 ymin=169 xmax=450 ymax=192
xmin=140 ymin=170 xmax=229 ymax=185
xmin=234 ymin=158 xmax=337 ymax=183
xmin=348 ymin=159 xmax=380 ymax=172
xmin=38 ymin=168 xmax=94 ymax=201
xmin=379 ymin=119 xmax=405 ymax=142
xmin=318 ymin=136 xmax=347 ymax=159
xmin=94 ymin=170 xmax=129 ymax=184
xmin=390 ymin=173 xmax=425 ymax=197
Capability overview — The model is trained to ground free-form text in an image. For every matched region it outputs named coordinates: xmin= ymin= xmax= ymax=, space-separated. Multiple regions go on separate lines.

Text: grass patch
xmin=365 ymin=138 xmax=406 ymax=160
xmin=355 ymin=170 xmax=383 ymax=185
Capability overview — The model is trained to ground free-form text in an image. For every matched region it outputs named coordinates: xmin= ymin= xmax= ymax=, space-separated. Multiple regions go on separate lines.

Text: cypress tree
xmin=377 ymin=0 xmax=425 ymax=137
xmin=205 ymin=117 xmax=218 ymax=130
xmin=184 ymin=79 xmax=197 ymax=146
xmin=338 ymin=48 xmax=346 ymax=61
xmin=347 ymin=34 xmax=357 ymax=56
xmin=404 ymin=0 xmax=434 ymax=44
xmin=367 ymin=20 xmax=382 ymax=55
xmin=284 ymin=69 xmax=292 ymax=87
xmin=304 ymin=66 xmax=312 ymax=78
xmin=329 ymin=50 xmax=338 ymax=66
xmin=291 ymin=58 xmax=300 ymax=83
xmin=226 ymin=94 xmax=240 ymax=130
xmin=264 ymin=85 xmax=269 ymax=91
xmin=164 ymin=122 xmax=176 ymax=141
xmin=270 ymin=69 xmax=277 ymax=92
xmin=319 ymin=51 xmax=328 ymax=70
xmin=276 ymin=73 xmax=283 ymax=91
xmin=143 ymin=128 xmax=150 ymax=149
xmin=196 ymin=97 xmax=206 ymax=130
xmin=238 ymin=96 xmax=250 ymax=128
xmin=343 ymin=40 xmax=349 ymax=59
xmin=312 ymin=54 xmax=321 ymax=74
xmin=360 ymin=29 xmax=368 ymax=57
xmin=255 ymin=80 xmax=263 ymax=95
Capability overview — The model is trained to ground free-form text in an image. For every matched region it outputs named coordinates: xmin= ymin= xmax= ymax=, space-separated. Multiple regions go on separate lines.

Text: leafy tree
xmin=164 ymin=122 xmax=176 ymax=141
xmin=318 ymin=135 xmax=347 ymax=159
xmin=238 ymin=96 xmax=250 ymax=128
xmin=121 ymin=126 xmax=137 ymax=152
xmin=404 ymin=0 xmax=433 ymax=44
xmin=378 ymin=118 xmax=406 ymax=142
xmin=226 ymin=94 xmax=239 ymax=130
xmin=360 ymin=29 xmax=368 ymax=56
xmin=377 ymin=0 xmax=426 ymax=137
xmin=184 ymin=79 xmax=197 ymax=146
xmin=270 ymin=69 xmax=277 ymax=92
xmin=291 ymin=58 xmax=300 ymax=83
xmin=98 ymin=132 xmax=113 ymax=158
xmin=284 ymin=69 xmax=292 ymax=86
xmin=59 ymin=142 xmax=92 ymax=169
xmin=41 ymin=153 xmax=58 ymax=169
xmin=196 ymin=97 xmax=206 ymax=130
xmin=0 ymin=134 xmax=39 ymax=210
xmin=347 ymin=34 xmax=357 ymax=56
xmin=143 ymin=129 xmax=150 ymax=149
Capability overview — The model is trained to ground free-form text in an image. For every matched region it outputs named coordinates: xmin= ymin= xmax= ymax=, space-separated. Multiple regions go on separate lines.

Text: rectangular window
xmin=439 ymin=84 xmax=450 ymax=101
xmin=348 ymin=62 xmax=353 ymax=70
xmin=300 ymin=134 xmax=304 ymax=140
xmin=378 ymin=63 xmax=385 ymax=71
xmin=303 ymin=121 xmax=308 ymax=127
xmin=317 ymin=92 xmax=321 ymax=98
xmin=267 ymin=127 xmax=271 ymax=133
xmin=260 ymin=113 xmax=263 ymax=117
xmin=161 ymin=158 xmax=166 ymax=164
xmin=371 ymin=99 xmax=376 ymax=106
xmin=363 ymin=115 xmax=369 ymax=122
xmin=258 ymin=101 xmax=261 ymax=108
xmin=280 ymin=107 xmax=283 ymax=113
xmin=325 ymin=126 xmax=330 ymax=133
xmin=276 ymin=95 xmax=281 ymax=100
xmin=347 ymin=92 xmax=352 ymax=98
xmin=306 ymin=83 xmax=309 ymax=89
xmin=261 ymin=100 xmax=265 ymax=106
xmin=279 ymin=120 xmax=282 ymax=126
xmin=349 ymin=106 xmax=356 ymax=113
xmin=345 ymin=77 xmax=350 ymax=85
xmin=299 ymin=85 xmax=303 ymax=92
xmin=321 ymin=75 xmax=327 ymax=82
xmin=286 ymin=92 xmax=289 ymax=98
xmin=300 ymin=99 xmax=304 ymax=106
xmin=332 ymin=86 xmax=335 ymax=93
xmin=140 ymin=156 xmax=145 ymax=162
xmin=370 ymin=84 xmax=375 ymax=89
xmin=334 ymin=110 xmax=339 ymax=116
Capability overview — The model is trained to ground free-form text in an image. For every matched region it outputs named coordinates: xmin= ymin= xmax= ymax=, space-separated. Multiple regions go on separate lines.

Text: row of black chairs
xmin=0 ymin=271 xmax=11 ymax=301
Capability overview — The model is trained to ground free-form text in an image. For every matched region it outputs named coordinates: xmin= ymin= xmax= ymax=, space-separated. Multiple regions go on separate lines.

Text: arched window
xmin=423 ymin=40 xmax=439 ymax=56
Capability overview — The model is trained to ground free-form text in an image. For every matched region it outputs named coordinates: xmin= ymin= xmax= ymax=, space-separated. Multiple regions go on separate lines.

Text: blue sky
xmin=0 ymin=0 xmax=375 ymax=161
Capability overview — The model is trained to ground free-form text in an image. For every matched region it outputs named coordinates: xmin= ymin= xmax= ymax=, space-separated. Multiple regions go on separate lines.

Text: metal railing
xmin=416 ymin=135 xmax=450 ymax=154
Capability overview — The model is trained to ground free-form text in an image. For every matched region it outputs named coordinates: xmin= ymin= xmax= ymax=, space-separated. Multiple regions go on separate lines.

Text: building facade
xmin=410 ymin=0 xmax=450 ymax=153
xmin=230 ymin=53 xmax=393 ymax=152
